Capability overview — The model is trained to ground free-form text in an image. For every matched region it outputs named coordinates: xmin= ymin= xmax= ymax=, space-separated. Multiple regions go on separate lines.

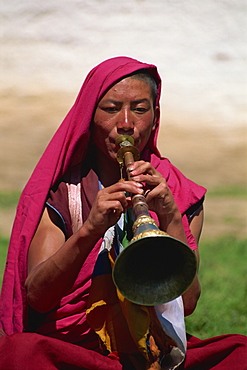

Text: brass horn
xmin=112 ymin=135 xmax=197 ymax=306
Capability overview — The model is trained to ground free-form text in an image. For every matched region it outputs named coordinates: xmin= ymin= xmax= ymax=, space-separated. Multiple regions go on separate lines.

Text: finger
xmin=131 ymin=173 xmax=163 ymax=187
xmin=111 ymin=207 xmax=123 ymax=216
xmin=145 ymin=182 xmax=169 ymax=202
xmin=98 ymin=194 xmax=127 ymax=214
xmin=105 ymin=181 xmax=143 ymax=195
xmin=128 ymin=161 xmax=154 ymax=177
xmin=128 ymin=162 xmax=164 ymax=186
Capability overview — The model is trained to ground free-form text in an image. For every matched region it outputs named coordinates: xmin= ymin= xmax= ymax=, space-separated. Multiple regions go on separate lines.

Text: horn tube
xmin=112 ymin=135 xmax=197 ymax=306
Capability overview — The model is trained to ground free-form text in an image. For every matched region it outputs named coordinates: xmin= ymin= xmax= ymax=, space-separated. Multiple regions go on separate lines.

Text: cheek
xmin=92 ymin=120 xmax=116 ymax=154
xmin=138 ymin=116 xmax=154 ymax=136
xmin=94 ymin=113 xmax=115 ymax=134
xmin=136 ymin=122 xmax=154 ymax=150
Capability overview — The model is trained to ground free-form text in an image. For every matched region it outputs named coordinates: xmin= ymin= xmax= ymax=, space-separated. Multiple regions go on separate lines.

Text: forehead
xmin=101 ymin=76 xmax=153 ymax=101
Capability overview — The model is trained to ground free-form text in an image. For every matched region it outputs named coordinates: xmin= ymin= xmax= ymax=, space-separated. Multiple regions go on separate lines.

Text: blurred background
xmin=0 ymin=0 xmax=246 ymax=336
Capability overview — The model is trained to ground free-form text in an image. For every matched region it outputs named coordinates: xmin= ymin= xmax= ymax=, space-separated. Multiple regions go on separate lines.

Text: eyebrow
xmin=100 ymin=98 xmax=150 ymax=104
xmin=133 ymin=99 xmax=150 ymax=104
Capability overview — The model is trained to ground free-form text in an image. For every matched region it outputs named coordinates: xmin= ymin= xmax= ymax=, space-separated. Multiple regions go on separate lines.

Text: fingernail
xmin=138 ymin=187 xmax=144 ymax=193
xmin=132 ymin=176 xmax=139 ymax=182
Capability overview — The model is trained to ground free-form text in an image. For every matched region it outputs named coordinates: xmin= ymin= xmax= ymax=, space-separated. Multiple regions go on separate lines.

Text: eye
xmin=102 ymin=107 xmax=118 ymax=113
xmin=134 ymin=107 xmax=148 ymax=113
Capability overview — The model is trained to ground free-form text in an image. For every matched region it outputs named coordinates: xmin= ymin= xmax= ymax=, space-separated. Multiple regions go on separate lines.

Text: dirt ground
xmin=0 ymin=91 xmax=246 ymax=239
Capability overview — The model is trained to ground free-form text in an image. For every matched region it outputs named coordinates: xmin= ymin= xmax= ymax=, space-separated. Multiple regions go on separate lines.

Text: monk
xmin=0 ymin=57 xmax=246 ymax=369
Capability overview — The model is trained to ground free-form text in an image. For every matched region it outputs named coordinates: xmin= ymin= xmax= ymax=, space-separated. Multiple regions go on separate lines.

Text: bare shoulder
xmin=27 ymin=207 xmax=65 ymax=274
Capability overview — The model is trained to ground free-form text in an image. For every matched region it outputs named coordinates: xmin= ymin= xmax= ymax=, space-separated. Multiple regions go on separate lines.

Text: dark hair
xmin=127 ymin=69 xmax=158 ymax=107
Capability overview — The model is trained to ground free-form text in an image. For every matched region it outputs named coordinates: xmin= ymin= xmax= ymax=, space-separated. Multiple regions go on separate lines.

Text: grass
xmin=207 ymin=185 xmax=247 ymax=198
xmin=0 ymin=234 xmax=9 ymax=283
xmin=0 ymin=190 xmax=21 ymax=208
xmin=185 ymin=236 xmax=247 ymax=338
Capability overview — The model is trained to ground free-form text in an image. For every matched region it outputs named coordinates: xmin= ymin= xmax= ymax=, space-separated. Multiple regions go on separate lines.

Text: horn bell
xmin=112 ymin=229 xmax=197 ymax=306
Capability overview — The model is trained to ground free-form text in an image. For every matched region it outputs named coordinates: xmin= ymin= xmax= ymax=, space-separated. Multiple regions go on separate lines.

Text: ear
xmin=152 ymin=106 xmax=160 ymax=131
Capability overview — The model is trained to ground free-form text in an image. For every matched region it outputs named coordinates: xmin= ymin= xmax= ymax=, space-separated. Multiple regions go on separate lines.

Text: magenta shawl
xmin=0 ymin=56 xmax=206 ymax=336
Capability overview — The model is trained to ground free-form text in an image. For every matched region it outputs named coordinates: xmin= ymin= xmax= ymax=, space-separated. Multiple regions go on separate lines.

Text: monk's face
xmin=92 ymin=76 xmax=159 ymax=162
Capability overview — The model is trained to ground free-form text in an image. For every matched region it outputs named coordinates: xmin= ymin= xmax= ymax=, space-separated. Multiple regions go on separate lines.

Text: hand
xmin=128 ymin=161 xmax=179 ymax=219
xmin=84 ymin=180 xmax=144 ymax=237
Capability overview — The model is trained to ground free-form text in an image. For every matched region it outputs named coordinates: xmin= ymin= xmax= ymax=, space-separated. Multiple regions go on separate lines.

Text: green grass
xmin=0 ymin=190 xmax=21 ymax=208
xmin=185 ymin=236 xmax=247 ymax=338
xmin=207 ymin=185 xmax=247 ymax=198
xmin=0 ymin=190 xmax=20 ymax=284
xmin=0 ymin=234 xmax=9 ymax=282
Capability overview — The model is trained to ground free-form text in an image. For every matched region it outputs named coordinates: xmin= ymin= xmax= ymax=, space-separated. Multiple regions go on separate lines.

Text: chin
xmin=110 ymin=154 xmax=118 ymax=163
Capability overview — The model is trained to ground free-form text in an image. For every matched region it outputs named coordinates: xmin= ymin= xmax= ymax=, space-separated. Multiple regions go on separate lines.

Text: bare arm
xmin=25 ymin=207 xmax=102 ymax=313
xmin=25 ymin=181 xmax=143 ymax=313
xmin=181 ymin=206 xmax=204 ymax=316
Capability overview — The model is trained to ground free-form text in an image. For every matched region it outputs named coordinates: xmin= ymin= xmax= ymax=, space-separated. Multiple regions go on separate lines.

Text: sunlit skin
xmin=25 ymin=75 xmax=203 ymax=316
xmin=92 ymin=77 xmax=159 ymax=165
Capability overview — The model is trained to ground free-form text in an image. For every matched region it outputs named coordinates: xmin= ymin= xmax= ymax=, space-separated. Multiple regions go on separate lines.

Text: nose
xmin=116 ymin=108 xmax=134 ymax=134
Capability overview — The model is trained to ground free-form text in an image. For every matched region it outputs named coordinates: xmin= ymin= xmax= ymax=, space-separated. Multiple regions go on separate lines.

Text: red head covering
xmin=0 ymin=57 xmax=162 ymax=334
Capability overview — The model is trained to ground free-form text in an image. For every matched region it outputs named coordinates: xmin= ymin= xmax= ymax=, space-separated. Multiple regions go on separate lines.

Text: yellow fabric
xmin=86 ymin=251 xmax=175 ymax=368
xmin=117 ymin=290 xmax=150 ymax=357
xmin=86 ymin=274 xmax=143 ymax=355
